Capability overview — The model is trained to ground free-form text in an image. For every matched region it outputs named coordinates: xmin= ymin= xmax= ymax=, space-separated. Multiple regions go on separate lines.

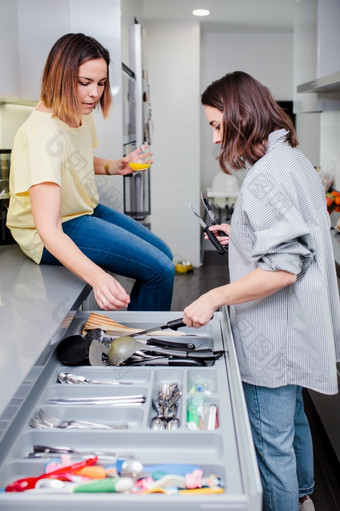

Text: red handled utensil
xmin=5 ymin=456 xmax=98 ymax=492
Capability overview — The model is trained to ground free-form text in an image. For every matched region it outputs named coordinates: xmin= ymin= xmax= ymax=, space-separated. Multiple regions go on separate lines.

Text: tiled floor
xmin=171 ymin=250 xmax=340 ymax=510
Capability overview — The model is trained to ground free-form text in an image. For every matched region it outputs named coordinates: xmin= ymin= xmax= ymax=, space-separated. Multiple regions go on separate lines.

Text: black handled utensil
xmin=130 ymin=317 xmax=186 ymax=336
xmin=201 ymin=191 xmax=229 ymax=243
xmin=189 ymin=202 xmax=226 ymax=255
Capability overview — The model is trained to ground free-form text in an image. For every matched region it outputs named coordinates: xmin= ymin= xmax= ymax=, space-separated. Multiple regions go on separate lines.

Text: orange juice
xmin=129 ymin=162 xmax=150 ymax=171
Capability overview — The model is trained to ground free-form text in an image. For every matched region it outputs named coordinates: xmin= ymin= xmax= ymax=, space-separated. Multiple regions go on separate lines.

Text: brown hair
xmin=41 ymin=33 xmax=112 ymax=126
xmin=201 ymin=71 xmax=298 ymax=173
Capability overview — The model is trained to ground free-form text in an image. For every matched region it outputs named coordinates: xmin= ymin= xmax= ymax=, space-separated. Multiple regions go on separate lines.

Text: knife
xmin=201 ymin=191 xmax=228 ymax=241
xmin=189 ymin=202 xmax=226 ymax=255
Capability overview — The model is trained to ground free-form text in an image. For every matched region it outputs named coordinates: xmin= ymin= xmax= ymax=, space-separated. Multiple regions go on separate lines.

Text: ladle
xmin=108 ymin=337 xmax=216 ymax=366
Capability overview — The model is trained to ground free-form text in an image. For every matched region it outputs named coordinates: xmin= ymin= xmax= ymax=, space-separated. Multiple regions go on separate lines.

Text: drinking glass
xmin=128 ymin=142 xmax=152 ymax=172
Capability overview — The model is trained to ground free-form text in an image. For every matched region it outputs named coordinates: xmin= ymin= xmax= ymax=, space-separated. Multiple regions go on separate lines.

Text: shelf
xmin=0 ymin=96 xmax=38 ymax=107
xmin=297 ymin=71 xmax=340 ymax=93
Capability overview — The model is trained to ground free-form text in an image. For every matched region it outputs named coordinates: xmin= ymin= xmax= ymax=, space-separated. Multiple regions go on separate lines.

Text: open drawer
xmin=0 ymin=308 xmax=262 ymax=510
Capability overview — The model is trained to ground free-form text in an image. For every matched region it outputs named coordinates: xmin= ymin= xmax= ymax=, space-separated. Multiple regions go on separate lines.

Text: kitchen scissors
xmin=189 ymin=192 xmax=228 ymax=255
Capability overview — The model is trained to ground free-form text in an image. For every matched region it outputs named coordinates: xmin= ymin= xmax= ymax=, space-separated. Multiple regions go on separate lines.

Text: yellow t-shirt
xmin=7 ymin=110 xmax=99 ymax=263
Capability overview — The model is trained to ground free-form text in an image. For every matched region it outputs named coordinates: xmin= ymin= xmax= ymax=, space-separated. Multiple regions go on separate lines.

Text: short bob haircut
xmin=201 ymin=71 xmax=298 ymax=173
xmin=41 ymin=33 xmax=112 ymax=126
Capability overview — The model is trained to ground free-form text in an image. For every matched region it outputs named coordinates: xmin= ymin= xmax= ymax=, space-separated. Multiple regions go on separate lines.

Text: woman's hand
xmin=205 ymin=223 xmax=230 ymax=246
xmin=92 ymin=271 xmax=130 ymax=311
xmin=115 ymin=145 xmax=153 ymax=175
xmin=183 ymin=289 xmax=221 ymax=329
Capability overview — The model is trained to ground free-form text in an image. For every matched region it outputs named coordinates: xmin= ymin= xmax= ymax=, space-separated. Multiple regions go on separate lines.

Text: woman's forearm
xmin=183 ymin=267 xmax=297 ymax=328
xmin=94 ymin=156 xmax=121 ymax=175
xmin=211 ymin=267 xmax=297 ymax=308
xmin=41 ymin=227 xmax=105 ymax=286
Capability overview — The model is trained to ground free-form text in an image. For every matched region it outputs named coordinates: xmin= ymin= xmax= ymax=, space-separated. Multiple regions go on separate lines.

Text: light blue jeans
xmin=242 ymin=383 xmax=314 ymax=511
xmin=41 ymin=203 xmax=175 ymax=311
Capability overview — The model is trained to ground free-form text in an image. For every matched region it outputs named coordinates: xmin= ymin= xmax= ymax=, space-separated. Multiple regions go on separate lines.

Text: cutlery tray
xmin=0 ymin=310 xmax=261 ymax=510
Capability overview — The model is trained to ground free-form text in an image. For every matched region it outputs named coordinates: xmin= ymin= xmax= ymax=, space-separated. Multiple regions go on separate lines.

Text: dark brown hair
xmin=201 ymin=71 xmax=298 ymax=173
xmin=41 ymin=33 xmax=112 ymax=126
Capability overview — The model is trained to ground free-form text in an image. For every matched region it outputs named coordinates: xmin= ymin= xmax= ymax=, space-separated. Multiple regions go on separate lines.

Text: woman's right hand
xmin=205 ymin=223 xmax=230 ymax=246
xmin=93 ymin=271 xmax=131 ymax=311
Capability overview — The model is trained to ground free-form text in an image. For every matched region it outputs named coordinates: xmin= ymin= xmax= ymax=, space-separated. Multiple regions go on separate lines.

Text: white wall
xmin=200 ymin=30 xmax=294 ymax=194
xmin=144 ymin=21 xmax=201 ymax=266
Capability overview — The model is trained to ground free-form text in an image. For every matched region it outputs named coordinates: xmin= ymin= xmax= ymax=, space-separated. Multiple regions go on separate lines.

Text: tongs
xmin=189 ymin=193 xmax=228 ymax=255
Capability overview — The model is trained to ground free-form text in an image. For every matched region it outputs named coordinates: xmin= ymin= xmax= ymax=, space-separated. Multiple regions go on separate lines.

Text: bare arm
xmin=183 ymin=267 xmax=297 ymax=328
xmin=29 ymin=182 xmax=130 ymax=310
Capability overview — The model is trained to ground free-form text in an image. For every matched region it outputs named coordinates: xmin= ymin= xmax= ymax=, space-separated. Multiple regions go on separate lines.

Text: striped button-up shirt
xmin=229 ymin=129 xmax=340 ymax=394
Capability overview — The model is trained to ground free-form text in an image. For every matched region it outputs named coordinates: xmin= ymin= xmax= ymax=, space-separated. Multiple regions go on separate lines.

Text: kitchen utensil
xmin=201 ymin=191 xmax=229 ymax=242
xmin=45 ymin=394 xmax=146 ymax=405
xmin=189 ymin=202 xmax=226 ymax=255
xmin=107 ymin=337 xmax=218 ymax=367
xmin=28 ymin=445 xmax=134 ymax=460
xmin=24 ymin=476 xmax=134 ymax=494
xmin=126 ymin=356 xmax=206 ymax=366
xmin=56 ymin=334 xmax=92 ymax=365
xmin=30 ymin=408 xmax=128 ymax=430
xmin=57 ymin=372 xmax=133 ymax=385
xmin=82 ymin=313 xmax=192 ymax=336
xmin=5 ymin=457 xmax=98 ymax=492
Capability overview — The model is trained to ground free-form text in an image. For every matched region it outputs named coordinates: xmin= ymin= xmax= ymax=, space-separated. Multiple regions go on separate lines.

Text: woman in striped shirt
xmin=183 ymin=71 xmax=340 ymax=511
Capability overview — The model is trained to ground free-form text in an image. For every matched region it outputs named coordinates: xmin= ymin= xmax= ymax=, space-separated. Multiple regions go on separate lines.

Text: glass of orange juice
xmin=128 ymin=142 xmax=152 ymax=172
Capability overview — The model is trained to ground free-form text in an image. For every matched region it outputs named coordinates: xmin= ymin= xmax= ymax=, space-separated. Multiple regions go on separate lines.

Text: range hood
xmin=297 ymin=71 xmax=340 ymax=93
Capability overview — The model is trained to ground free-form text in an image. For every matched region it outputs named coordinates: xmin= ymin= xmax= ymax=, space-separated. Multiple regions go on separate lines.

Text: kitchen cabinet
xmin=294 ymin=0 xmax=340 ymax=113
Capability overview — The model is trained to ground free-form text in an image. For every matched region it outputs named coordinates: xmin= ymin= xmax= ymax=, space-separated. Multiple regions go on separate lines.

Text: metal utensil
xmin=57 ymin=372 xmax=133 ymax=385
xmin=201 ymin=191 xmax=229 ymax=242
xmin=30 ymin=408 xmax=128 ymax=430
xmin=28 ymin=445 xmax=134 ymax=460
xmin=45 ymin=394 xmax=146 ymax=405
xmin=107 ymin=336 xmax=218 ymax=367
xmin=189 ymin=202 xmax=226 ymax=255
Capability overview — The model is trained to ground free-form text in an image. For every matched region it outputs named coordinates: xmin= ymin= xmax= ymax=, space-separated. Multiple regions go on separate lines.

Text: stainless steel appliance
xmin=0 ymin=150 xmax=14 ymax=245
xmin=122 ymin=60 xmax=151 ymax=222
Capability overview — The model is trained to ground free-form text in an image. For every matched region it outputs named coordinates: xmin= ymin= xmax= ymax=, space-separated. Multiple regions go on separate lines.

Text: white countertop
xmin=0 ymin=244 xmax=90 ymax=418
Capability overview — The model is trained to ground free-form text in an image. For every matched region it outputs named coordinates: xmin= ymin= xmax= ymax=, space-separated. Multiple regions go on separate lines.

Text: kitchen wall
xmin=143 ymin=24 xmax=294 ymax=264
xmin=143 ymin=21 xmax=201 ymax=266
xmin=200 ymin=29 xmax=294 ymax=194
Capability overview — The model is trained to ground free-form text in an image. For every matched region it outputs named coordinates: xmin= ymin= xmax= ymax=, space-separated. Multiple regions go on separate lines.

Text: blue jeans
xmin=41 ymin=204 xmax=175 ymax=311
xmin=242 ymin=383 xmax=314 ymax=511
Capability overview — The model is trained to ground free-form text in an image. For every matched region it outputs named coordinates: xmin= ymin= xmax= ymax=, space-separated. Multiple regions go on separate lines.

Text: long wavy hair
xmin=201 ymin=71 xmax=298 ymax=173
xmin=41 ymin=33 xmax=112 ymax=126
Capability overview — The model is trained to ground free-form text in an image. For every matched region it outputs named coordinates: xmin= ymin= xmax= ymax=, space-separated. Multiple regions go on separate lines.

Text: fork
xmin=30 ymin=408 xmax=128 ymax=430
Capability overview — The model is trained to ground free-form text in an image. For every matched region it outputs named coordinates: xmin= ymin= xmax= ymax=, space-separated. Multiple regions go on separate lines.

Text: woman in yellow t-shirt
xmin=7 ymin=33 xmax=175 ymax=311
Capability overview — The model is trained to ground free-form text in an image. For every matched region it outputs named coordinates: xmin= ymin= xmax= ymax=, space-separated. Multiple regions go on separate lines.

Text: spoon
xmin=5 ymin=457 xmax=98 ymax=492
xmin=57 ymin=372 xmax=133 ymax=385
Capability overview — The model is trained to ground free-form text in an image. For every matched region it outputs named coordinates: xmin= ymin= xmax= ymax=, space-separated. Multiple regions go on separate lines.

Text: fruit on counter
xmin=326 ymin=193 xmax=334 ymax=207
xmin=330 ymin=190 xmax=340 ymax=197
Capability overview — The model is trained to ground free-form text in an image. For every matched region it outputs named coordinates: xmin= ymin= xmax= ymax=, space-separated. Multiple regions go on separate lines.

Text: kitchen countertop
xmin=0 ymin=244 xmax=91 ymax=419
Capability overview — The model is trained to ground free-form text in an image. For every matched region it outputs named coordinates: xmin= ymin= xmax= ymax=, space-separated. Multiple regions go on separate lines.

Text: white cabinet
xmin=294 ymin=0 xmax=340 ymax=113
